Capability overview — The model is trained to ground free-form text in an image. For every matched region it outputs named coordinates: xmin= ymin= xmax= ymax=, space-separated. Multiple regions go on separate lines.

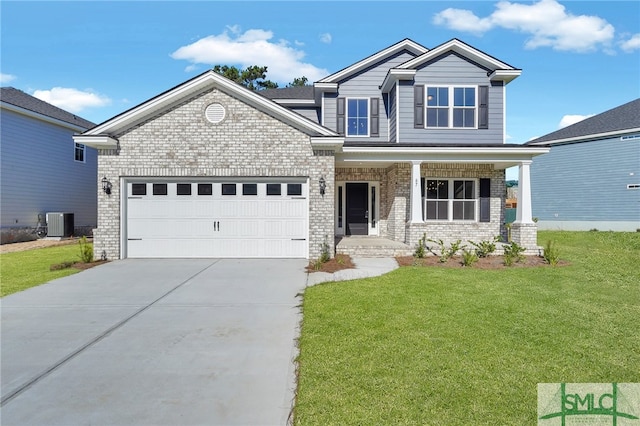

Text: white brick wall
xmin=95 ymin=88 xmax=334 ymax=260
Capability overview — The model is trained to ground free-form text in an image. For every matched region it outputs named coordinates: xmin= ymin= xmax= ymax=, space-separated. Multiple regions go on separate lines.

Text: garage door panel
xmin=127 ymin=181 xmax=308 ymax=258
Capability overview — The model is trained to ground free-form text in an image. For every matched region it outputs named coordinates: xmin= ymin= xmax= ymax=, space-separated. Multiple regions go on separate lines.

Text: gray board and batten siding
xmin=398 ymin=52 xmax=505 ymax=145
xmin=322 ymin=50 xmax=418 ymax=142
xmin=0 ymin=108 xmax=98 ymax=230
xmin=531 ymin=136 xmax=640 ymax=230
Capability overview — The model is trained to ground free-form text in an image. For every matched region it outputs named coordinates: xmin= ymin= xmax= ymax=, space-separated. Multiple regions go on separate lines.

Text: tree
xmin=287 ymin=76 xmax=309 ymax=87
xmin=212 ymin=65 xmax=278 ymax=91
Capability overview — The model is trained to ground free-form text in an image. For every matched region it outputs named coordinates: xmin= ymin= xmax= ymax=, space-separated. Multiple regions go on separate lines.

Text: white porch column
xmin=410 ymin=161 xmax=424 ymax=223
xmin=515 ymin=160 xmax=533 ymax=224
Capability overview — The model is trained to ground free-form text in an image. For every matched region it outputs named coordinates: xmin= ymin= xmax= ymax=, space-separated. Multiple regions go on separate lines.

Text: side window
xmin=74 ymin=143 xmax=85 ymax=162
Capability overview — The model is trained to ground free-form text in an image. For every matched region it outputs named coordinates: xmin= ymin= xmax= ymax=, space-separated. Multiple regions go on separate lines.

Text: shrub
xmin=503 ymin=241 xmax=525 ymax=266
xmin=78 ymin=236 xmax=93 ymax=263
xmin=461 ymin=249 xmax=478 ymax=267
xmin=428 ymin=238 xmax=465 ymax=263
xmin=414 ymin=233 xmax=427 ymax=258
xmin=543 ymin=240 xmax=560 ymax=266
xmin=468 ymin=236 xmax=500 ymax=258
xmin=319 ymin=237 xmax=331 ymax=263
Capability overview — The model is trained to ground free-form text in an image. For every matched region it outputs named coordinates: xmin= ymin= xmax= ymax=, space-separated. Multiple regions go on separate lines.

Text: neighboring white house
xmin=528 ymin=98 xmax=640 ymax=231
xmin=74 ymin=38 xmax=548 ymax=260
xmin=1 ymin=87 xmax=97 ymax=240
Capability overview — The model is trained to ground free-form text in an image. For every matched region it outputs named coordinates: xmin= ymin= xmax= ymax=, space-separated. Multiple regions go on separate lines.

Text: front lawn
xmin=295 ymin=231 xmax=640 ymax=425
xmin=0 ymin=244 xmax=90 ymax=297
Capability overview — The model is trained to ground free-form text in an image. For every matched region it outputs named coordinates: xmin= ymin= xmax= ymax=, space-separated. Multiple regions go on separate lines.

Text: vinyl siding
xmin=288 ymin=106 xmax=320 ymax=123
xmin=399 ymin=53 xmax=504 ymax=144
xmin=322 ymin=50 xmax=417 ymax=142
xmin=0 ymin=109 xmax=97 ymax=229
xmin=531 ymin=137 xmax=640 ymax=222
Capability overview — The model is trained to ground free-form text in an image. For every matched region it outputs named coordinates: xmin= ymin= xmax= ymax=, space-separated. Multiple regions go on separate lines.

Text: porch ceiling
xmin=336 ymin=145 xmax=549 ymax=169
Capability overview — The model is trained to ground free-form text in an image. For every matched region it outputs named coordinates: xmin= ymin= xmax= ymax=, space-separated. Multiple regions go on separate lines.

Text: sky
xmin=2 ymin=1 xmax=639 ymax=180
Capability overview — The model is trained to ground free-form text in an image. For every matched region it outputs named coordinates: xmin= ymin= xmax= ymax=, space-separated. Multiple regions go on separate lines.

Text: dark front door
xmin=346 ymin=183 xmax=368 ymax=235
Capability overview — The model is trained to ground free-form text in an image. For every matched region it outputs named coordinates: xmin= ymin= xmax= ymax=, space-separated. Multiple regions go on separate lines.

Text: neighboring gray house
xmin=74 ymin=38 xmax=548 ymax=260
xmin=528 ymin=98 xmax=640 ymax=232
xmin=1 ymin=87 xmax=97 ymax=239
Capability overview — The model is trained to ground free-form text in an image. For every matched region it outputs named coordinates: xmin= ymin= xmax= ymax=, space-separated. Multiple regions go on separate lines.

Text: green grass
xmin=295 ymin=231 xmax=640 ymax=425
xmin=0 ymin=244 xmax=88 ymax=297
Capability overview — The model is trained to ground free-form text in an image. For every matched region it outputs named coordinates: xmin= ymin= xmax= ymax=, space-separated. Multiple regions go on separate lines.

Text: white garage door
xmin=125 ymin=180 xmax=308 ymax=258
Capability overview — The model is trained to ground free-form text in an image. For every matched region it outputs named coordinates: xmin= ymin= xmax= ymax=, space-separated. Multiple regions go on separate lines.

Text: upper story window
xmin=336 ymin=97 xmax=380 ymax=137
xmin=347 ymin=98 xmax=369 ymax=136
xmin=426 ymin=86 xmax=476 ymax=129
xmin=74 ymin=143 xmax=85 ymax=162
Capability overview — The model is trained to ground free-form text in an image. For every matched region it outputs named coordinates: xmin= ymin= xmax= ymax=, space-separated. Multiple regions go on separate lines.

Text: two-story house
xmin=74 ymin=38 xmax=548 ymax=260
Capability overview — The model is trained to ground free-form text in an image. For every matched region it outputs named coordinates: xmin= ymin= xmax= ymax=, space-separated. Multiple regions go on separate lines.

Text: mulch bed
xmin=396 ymin=255 xmax=569 ymax=269
xmin=50 ymin=260 xmax=109 ymax=271
xmin=306 ymin=254 xmax=356 ymax=273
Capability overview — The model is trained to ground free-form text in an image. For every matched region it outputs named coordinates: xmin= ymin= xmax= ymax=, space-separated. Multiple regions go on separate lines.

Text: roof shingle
xmin=0 ymin=87 xmax=96 ymax=129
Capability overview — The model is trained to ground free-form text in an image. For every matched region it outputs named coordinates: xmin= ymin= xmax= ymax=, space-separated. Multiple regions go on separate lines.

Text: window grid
xmin=423 ymin=179 xmax=477 ymax=221
xmin=347 ymin=98 xmax=369 ymax=136
xmin=426 ymin=86 xmax=477 ymax=129
xmin=74 ymin=143 xmax=85 ymax=162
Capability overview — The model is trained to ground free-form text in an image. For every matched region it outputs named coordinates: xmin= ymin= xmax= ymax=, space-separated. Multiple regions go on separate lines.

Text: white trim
xmin=82 ymin=71 xmax=337 ymax=138
xmin=1 ymin=101 xmax=90 ymax=132
xmin=74 ymin=142 xmax=86 ymax=163
xmin=345 ymin=97 xmax=371 ymax=138
xmin=318 ymin=39 xmax=428 ymax=83
xmin=380 ymin=68 xmax=416 ymax=93
xmin=395 ymin=81 xmax=400 ymax=143
xmin=271 ymin=99 xmax=317 ymax=106
xmin=424 ymin=85 xmax=478 ymax=130
xmin=73 ymin=135 xmax=118 ymax=149
xmin=398 ymin=39 xmax=516 ymax=73
xmin=310 ymin=136 xmax=344 ymax=151
xmin=422 ymin=178 xmax=479 ymax=222
xmin=335 ymin=181 xmax=380 ymax=236
xmin=528 ymin=127 xmax=640 ymax=146
xmin=488 ymin=69 xmax=521 ymax=84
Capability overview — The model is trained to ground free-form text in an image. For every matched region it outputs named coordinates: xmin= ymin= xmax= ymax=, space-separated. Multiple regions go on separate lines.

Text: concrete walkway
xmin=1 ymin=259 xmax=307 ymax=426
xmin=306 ymin=257 xmax=399 ymax=286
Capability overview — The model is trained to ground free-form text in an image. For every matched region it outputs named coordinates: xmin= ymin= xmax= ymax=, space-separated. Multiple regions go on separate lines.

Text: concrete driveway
xmin=1 ymin=258 xmax=308 ymax=426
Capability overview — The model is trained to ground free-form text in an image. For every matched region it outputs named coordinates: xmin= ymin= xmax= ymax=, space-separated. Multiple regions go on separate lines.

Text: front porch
xmin=335 ymin=236 xmax=413 ymax=258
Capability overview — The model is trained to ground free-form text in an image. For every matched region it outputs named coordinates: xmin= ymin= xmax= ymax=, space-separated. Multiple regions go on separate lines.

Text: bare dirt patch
xmin=306 ymin=254 xmax=356 ymax=273
xmin=396 ymin=255 xmax=569 ymax=269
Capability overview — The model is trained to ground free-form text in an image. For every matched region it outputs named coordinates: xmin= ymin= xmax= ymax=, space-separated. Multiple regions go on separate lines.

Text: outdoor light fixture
xmin=101 ymin=176 xmax=112 ymax=195
xmin=319 ymin=176 xmax=326 ymax=196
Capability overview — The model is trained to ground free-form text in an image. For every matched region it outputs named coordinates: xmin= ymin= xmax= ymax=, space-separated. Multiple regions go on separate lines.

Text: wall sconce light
xmin=319 ymin=176 xmax=326 ymax=196
xmin=101 ymin=176 xmax=112 ymax=195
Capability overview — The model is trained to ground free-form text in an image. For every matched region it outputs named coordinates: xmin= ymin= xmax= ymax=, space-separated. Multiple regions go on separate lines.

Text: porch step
xmin=335 ymin=237 xmax=414 ymax=258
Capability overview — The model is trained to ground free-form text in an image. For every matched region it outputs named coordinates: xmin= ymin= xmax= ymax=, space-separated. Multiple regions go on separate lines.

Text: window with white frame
xmin=423 ymin=179 xmax=477 ymax=221
xmin=74 ymin=142 xmax=85 ymax=162
xmin=347 ymin=98 xmax=369 ymax=136
xmin=426 ymin=86 xmax=476 ymax=129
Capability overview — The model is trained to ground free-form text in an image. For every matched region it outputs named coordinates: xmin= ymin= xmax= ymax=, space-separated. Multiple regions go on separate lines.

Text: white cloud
xmin=433 ymin=0 xmax=615 ymax=53
xmin=433 ymin=8 xmax=492 ymax=36
xmin=32 ymin=87 xmax=111 ymax=113
xmin=1 ymin=73 xmax=17 ymax=83
xmin=319 ymin=33 xmax=332 ymax=44
xmin=558 ymin=114 xmax=594 ymax=128
xmin=620 ymin=34 xmax=640 ymax=52
xmin=170 ymin=28 xmax=329 ymax=83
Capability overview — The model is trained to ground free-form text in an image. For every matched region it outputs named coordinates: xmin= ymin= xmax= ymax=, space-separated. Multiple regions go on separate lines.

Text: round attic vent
xmin=205 ymin=103 xmax=226 ymax=124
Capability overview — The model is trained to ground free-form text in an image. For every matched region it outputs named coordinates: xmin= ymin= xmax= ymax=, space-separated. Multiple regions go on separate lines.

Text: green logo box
xmin=538 ymin=383 xmax=640 ymax=425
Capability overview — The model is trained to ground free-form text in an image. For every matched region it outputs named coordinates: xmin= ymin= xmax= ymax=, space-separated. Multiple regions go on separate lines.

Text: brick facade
xmin=94 ymin=88 xmax=334 ymax=260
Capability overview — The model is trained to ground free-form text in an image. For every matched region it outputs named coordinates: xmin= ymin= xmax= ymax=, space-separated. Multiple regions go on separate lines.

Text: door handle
xmin=364 ymin=210 xmax=369 ymax=219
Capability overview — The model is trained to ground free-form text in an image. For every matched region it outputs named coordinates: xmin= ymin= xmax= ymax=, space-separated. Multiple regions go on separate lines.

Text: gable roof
xmin=317 ymin=38 xmax=428 ymax=84
xmin=527 ymin=98 xmax=640 ymax=145
xmin=397 ymin=38 xmax=521 ymax=83
xmin=75 ymin=70 xmax=338 ymax=149
xmin=0 ymin=87 xmax=95 ymax=130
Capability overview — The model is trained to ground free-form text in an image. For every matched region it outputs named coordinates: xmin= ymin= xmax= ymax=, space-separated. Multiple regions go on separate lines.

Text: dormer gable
xmin=397 ymin=38 xmax=521 ymax=84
